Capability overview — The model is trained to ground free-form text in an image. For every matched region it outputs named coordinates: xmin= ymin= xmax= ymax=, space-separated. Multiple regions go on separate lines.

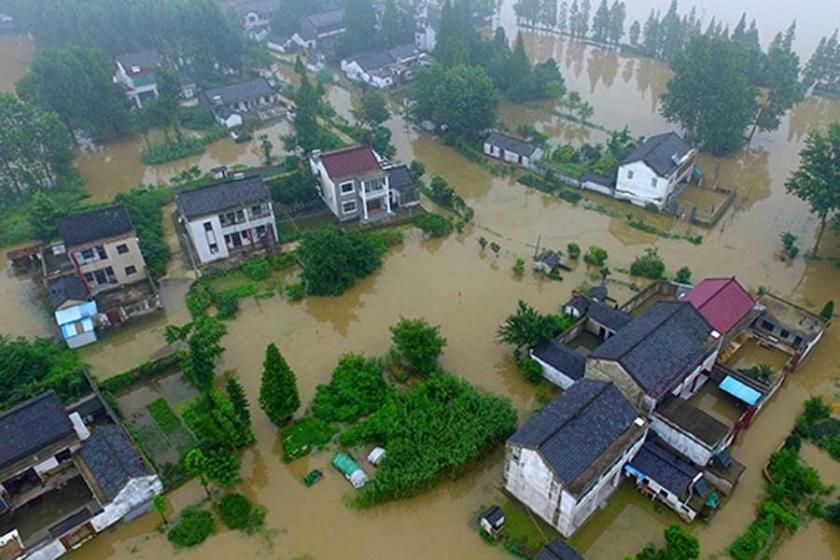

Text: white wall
xmin=625 ymin=466 xmax=698 ymax=522
xmin=187 ymin=215 xmax=228 ymax=264
xmin=614 ymin=161 xmax=670 ymax=209
xmin=530 ymin=351 xmax=576 ymax=389
xmin=311 ymin=157 xmax=340 ymax=217
xmin=650 ymin=415 xmax=716 ymax=466
xmin=504 ymin=447 xmax=560 ymax=526
xmin=91 ymin=476 xmax=163 ymax=532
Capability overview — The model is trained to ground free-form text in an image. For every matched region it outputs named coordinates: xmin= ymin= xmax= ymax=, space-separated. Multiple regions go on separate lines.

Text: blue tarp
xmin=719 ymin=376 xmax=762 ymax=406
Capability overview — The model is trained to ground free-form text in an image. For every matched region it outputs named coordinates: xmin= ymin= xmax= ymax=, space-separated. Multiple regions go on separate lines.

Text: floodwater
xmin=0 ymin=34 xmax=33 ymax=92
xmin=2 ymin=10 xmax=840 ymax=560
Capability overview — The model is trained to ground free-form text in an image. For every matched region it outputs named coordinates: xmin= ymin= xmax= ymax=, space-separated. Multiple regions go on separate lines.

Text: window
xmin=256 ymin=225 xmax=267 ymax=237
xmin=780 ymin=329 xmax=790 ymax=339
xmin=80 ymin=248 xmax=95 ymax=260
xmin=650 ymin=177 xmax=657 ymax=188
xmin=342 ymin=200 xmax=357 ymax=213
xmin=251 ymin=204 xmax=265 ymax=218
xmin=761 ymin=320 xmax=775 ymax=332
xmin=209 ymin=242 xmax=219 ymax=254
xmin=125 ymin=265 xmax=137 ymax=275
xmin=84 ymin=272 xmax=94 ymax=282
xmin=340 ymin=181 xmax=354 ymax=194
xmin=117 ymin=244 xmax=129 ymax=254
xmin=627 ymin=170 xmax=634 ymax=179
xmin=204 ymin=222 xmax=213 ymax=232
xmin=96 ymin=246 xmax=107 ymax=260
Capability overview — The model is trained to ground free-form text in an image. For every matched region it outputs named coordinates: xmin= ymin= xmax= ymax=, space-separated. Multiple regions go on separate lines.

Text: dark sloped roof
xmin=352 ymin=50 xmax=396 ymax=72
xmin=655 ymin=396 xmax=731 ymax=447
xmin=303 ymin=9 xmax=345 ymax=33
xmin=591 ymin=302 xmax=713 ymax=399
xmin=78 ymin=425 xmax=150 ymax=502
xmin=58 ymin=206 xmax=135 ymax=247
xmin=589 ymin=301 xmax=631 ymax=332
xmin=581 ymin=171 xmax=615 ymax=189
xmin=115 ymin=49 xmax=160 ymax=71
xmin=485 ymin=132 xmax=540 ymax=158
xmin=319 ymin=145 xmax=381 ymax=178
xmin=0 ymin=392 xmax=74 ymax=471
xmin=509 ymin=380 xmax=641 ymax=493
xmin=387 ymin=43 xmax=421 ymax=60
xmin=536 ymin=539 xmax=585 ymax=560
xmin=49 ymin=275 xmax=89 ymax=308
xmin=565 ymin=294 xmax=591 ymax=315
xmin=621 ymin=132 xmax=691 ymax=177
xmin=176 ymin=176 xmax=270 ymax=219
xmin=533 ymin=341 xmax=586 ymax=381
xmin=587 ymin=285 xmax=608 ymax=302
xmin=481 ymin=505 xmax=505 ymax=525
xmin=387 ymin=165 xmax=414 ymax=191
xmin=202 ymin=78 xmax=272 ymax=107
xmin=629 ymin=440 xmax=700 ymax=497
xmin=539 ymin=251 xmax=562 ymax=270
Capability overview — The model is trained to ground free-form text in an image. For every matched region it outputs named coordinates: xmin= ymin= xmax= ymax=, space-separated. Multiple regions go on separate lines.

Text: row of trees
xmin=803 ymin=29 xmax=840 ymax=98
xmin=0 ymin=93 xmax=74 ymax=205
xmin=516 ymin=0 xmax=626 ymax=46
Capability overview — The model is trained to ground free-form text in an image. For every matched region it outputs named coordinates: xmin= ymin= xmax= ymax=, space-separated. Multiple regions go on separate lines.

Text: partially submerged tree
xmin=497 ymin=300 xmax=575 ymax=354
xmin=785 ymin=123 xmax=840 ymax=256
xmin=259 ymin=344 xmax=300 ymax=426
xmin=390 ymin=318 xmax=448 ymax=376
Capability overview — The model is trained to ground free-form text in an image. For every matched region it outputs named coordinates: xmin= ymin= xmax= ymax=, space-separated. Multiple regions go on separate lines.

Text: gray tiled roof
xmin=655 ymin=396 xmax=731 ymax=447
xmin=628 ymin=440 xmax=699 ymax=497
xmin=202 ymin=78 xmax=272 ymax=107
xmin=0 ymin=392 xmax=74 ymax=471
xmin=509 ymin=380 xmax=640 ymax=493
xmin=58 ymin=206 xmax=135 ymax=247
xmin=485 ymin=132 xmax=540 ymax=158
xmin=621 ymin=132 xmax=691 ymax=177
xmin=387 ymin=43 xmax=421 ymax=60
xmin=303 ymin=9 xmax=345 ymax=34
xmin=49 ymin=275 xmax=89 ymax=308
xmin=589 ymin=301 xmax=631 ymax=332
xmin=115 ymin=49 xmax=160 ymax=70
xmin=387 ymin=165 xmax=419 ymax=203
xmin=78 ymin=425 xmax=150 ymax=502
xmin=176 ymin=176 xmax=270 ymax=219
xmin=353 ymin=50 xmax=396 ymax=72
xmin=591 ymin=302 xmax=713 ymax=399
xmin=535 ymin=539 xmax=585 ymax=560
xmin=532 ymin=341 xmax=585 ymax=381
xmin=539 ymin=251 xmax=562 ymax=270
xmin=581 ymin=171 xmax=615 ymax=190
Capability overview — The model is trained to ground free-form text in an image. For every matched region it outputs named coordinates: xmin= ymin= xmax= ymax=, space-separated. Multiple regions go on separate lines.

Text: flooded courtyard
xmin=2 ymin=2 xmax=840 ymax=557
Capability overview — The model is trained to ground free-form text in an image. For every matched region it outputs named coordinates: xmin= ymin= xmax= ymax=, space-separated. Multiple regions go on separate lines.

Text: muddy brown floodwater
xmin=2 ymin=10 xmax=840 ymax=560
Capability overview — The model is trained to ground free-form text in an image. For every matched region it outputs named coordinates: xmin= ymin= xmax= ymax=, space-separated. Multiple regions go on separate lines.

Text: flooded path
xmin=2 ymin=11 xmax=840 ymax=560
xmin=0 ymin=34 xmax=33 ymax=93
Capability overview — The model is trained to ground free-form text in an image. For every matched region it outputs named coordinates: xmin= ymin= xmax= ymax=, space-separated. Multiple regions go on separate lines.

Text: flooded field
xmin=2 ymin=6 xmax=840 ymax=560
xmin=0 ymin=34 xmax=33 ymax=92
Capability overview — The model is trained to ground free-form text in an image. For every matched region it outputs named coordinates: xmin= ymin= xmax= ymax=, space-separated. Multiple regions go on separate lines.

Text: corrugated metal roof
xmin=719 ymin=376 xmax=762 ymax=406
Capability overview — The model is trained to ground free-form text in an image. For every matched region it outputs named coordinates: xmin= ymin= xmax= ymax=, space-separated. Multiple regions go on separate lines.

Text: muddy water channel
xmin=1 ymin=17 xmax=840 ymax=560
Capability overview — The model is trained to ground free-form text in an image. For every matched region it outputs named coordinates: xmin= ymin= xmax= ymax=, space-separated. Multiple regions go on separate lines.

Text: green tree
xmin=675 ymin=266 xmax=692 ymax=284
xmin=18 ymin=46 xmax=132 ymax=141
xmin=225 ymin=374 xmax=250 ymax=428
xmin=607 ymin=1 xmax=626 ymax=45
xmin=184 ymin=448 xmax=211 ymax=498
xmin=591 ymin=0 xmax=610 ymax=43
xmin=182 ymin=388 xmax=254 ymax=449
xmin=204 ymin=447 xmax=241 ymax=487
xmin=153 ymin=494 xmax=169 ymax=527
xmin=751 ymin=38 xmax=804 ymax=139
xmin=434 ymin=0 xmax=472 ymax=67
xmin=660 ymin=35 xmax=758 ymax=155
xmin=630 ymin=248 xmax=666 ymax=279
xmin=785 ymin=123 xmax=840 ymax=256
xmin=380 ymin=0 xmax=414 ymax=48
xmin=629 ymin=20 xmax=641 ymax=46
xmin=390 ymin=318 xmax=448 ymax=376
xmin=168 ymin=316 xmax=227 ymax=390
xmin=497 ymin=300 xmax=574 ymax=353
xmin=340 ymin=0 xmax=378 ymax=56
xmin=259 ymin=134 xmax=273 ymax=166
xmin=820 ymin=300 xmax=834 ymax=320
xmin=29 ymin=191 xmax=61 ymax=241
xmin=259 ymin=344 xmax=300 ymax=426
xmin=432 ymin=64 xmax=500 ymax=139
xmin=297 ymin=226 xmax=386 ymax=296
xmin=356 ymin=89 xmax=390 ymax=126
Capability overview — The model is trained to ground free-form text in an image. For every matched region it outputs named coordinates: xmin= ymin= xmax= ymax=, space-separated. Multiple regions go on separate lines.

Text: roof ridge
xmin=321 ymin=144 xmax=372 ymax=157
xmin=612 ymin=302 xmax=684 ymax=360
xmin=0 ymin=390 xmax=59 ymax=420
xmin=536 ymin=381 xmax=609 ymax=448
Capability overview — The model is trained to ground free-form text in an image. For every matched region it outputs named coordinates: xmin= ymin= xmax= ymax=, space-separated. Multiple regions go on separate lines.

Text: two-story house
xmin=310 ymin=145 xmax=392 ymax=223
xmin=0 ymin=392 xmax=161 ymax=560
xmin=292 ymin=9 xmax=346 ymax=53
xmin=114 ymin=50 xmax=161 ymax=109
xmin=175 ymin=175 xmax=276 ymax=265
xmin=57 ymin=206 xmax=149 ymax=296
xmin=505 ymin=380 xmax=647 ymax=538
xmin=614 ymin=132 xmax=697 ymax=210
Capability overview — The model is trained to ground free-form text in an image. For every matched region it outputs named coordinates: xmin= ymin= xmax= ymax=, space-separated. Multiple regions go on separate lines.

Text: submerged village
xmin=1 ymin=1 xmax=840 ymax=559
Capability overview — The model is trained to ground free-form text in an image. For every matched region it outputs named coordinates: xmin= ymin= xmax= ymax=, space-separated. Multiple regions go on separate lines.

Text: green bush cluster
xmin=281 ymin=416 xmax=338 ymax=462
xmin=340 ymin=372 xmax=517 ymax=507
xmin=583 ymin=246 xmax=608 ymax=267
xmin=167 ymin=507 xmax=215 ymax=548
xmin=147 ymin=398 xmax=183 ymax=435
xmin=183 ymin=388 xmax=255 ymax=450
xmin=795 ymin=396 xmax=840 ymax=460
xmin=414 ymin=213 xmax=453 ymax=238
xmin=630 ymin=248 xmax=666 ymax=279
xmin=242 ymin=258 xmax=271 ymax=281
xmin=216 ymin=493 xmax=266 ymax=534
xmin=516 ymin=174 xmax=583 ymax=203
xmin=520 ymin=358 xmax=543 ymax=384
xmin=180 ymin=106 xmax=216 ymax=130
xmin=311 ymin=354 xmax=392 ymax=423
xmin=285 ymin=282 xmax=305 ymax=301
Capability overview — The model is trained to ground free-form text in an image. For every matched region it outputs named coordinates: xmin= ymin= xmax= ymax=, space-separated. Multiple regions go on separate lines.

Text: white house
xmin=340 ymin=44 xmax=427 ymax=89
xmin=615 ymin=132 xmax=697 ymax=210
xmin=292 ymin=9 xmax=346 ymax=53
xmin=505 ymin=380 xmax=647 ymax=538
xmin=414 ymin=1 xmax=441 ymax=52
xmin=530 ymin=341 xmax=586 ymax=389
xmin=310 ymin=145 xmax=393 ymax=223
xmin=200 ymin=78 xmax=280 ymax=129
xmin=484 ymin=132 xmax=545 ymax=169
xmin=114 ymin=50 xmax=161 ymax=109
xmin=175 ymin=175 xmax=277 ymax=265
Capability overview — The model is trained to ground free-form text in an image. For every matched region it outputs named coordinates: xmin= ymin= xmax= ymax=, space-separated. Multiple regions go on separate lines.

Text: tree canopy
xmin=390 ymin=318 xmax=448 ymax=376
xmin=259 ymin=344 xmax=301 ymax=426
xmin=296 ymin=226 xmax=387 ymax=296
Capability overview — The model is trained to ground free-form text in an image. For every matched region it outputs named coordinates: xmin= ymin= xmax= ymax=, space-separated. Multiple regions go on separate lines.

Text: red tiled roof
xmin=683 ymin=277 xmax=755 ymax=334
xmin=319 ymin=145 xmax=380 ymax=178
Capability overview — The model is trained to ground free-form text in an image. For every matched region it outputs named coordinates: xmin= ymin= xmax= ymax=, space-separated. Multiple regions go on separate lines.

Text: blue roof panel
xmin=719 ymin=376 xmax=762 ymax=406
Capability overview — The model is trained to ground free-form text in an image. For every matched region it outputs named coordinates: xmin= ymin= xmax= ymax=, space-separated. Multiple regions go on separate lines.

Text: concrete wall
xmin=74 ymin=235 xmax=148 ymax=289
xmin=504 ymin=446 xmax=561 ymax=526
xmin=91 ymin=475 xmax=163 ymax=532
xmin=650 ymin=415 xmax=715 ymax=466
xmin=624 ymin=465 xmax=698 ymax=522
xmin=530 ymin=351 xmax=576 ymax=389
xmin=585 ymin=359 xmax=646 ymax=410
xmin=615 ymin=161 xmax=669 ymax=208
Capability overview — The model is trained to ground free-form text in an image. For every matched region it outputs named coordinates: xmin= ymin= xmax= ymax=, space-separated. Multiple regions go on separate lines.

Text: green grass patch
xmin=146 ymin=398 xmax=183 ymax=435
xmin=281 ymin=416 xmax=338 ymax=462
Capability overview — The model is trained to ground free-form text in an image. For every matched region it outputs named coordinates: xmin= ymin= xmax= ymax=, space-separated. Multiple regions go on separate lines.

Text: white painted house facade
xmin=615 ymin=132 xmax=697 ymax=210
xmin=310 ymin=145 xmax=393 ymax=223
xmin=175 ymin=176 xmax=277 ymax=265
xmin=484 ymin=132 xmax=544 ymax=170
xmin=114 ymin=50 xmax=161 ymax=109
xmin=505 ymin=380 xmax=647 ymax=537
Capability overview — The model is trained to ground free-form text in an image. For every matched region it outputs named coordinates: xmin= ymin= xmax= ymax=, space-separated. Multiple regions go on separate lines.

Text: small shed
xmin=479 ymin=505 xmax=505 ymax=537
xmin=367 ymin=447 xmax=386 ymax=466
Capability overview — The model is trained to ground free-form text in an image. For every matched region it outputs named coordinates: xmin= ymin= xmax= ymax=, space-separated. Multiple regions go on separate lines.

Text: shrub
xmin=241 ymin=258 xmax=271 ymax=281
xmin=820 ymin=300 xmax=834 ymax=319
xmin=187 ymin=281 xmax=213 ymax=318
xmin=479 ymin=236 xmax=488 ymax=249
xmin=630 ymin=248 xmax=666 ymax=279
xmin=216 ymin=493 xmax=266 ymax=534
xmin=583 ymin=246 xmax=608 ymax=267
xmin=281 ymin=416 xmax=338 ymax=462
xmin=521 ymin=358 xmax=543 ymax=384
xmin=739 ymin=364 xmax=774 ymax=384
xmin=414 ymin=213 xmax=453 ymax=238
xmin=285 ymin=282 xmax=305 ymax=301
xmin=297 ymin=226 xmax=387 ymax=296
xmin=729 ymin=514 xmax=774 ymax=560
xmin=513 ymin=258 xmax=525 ymax=275
xmin=566 ymin=242 xmax=581 ymax=259
xmin=781 ymin=231 xmax=799 ymax=259
xmin=213 ymin=293 xmax=239 ymax=320
xmin=311 ymin=354 xmax=392 ymax=422
xmin=675 ymin=266 xmax=692 ymax=284
xmin=390 ymin=318 xmax=447 ymax=377
xmin=490 ymin=242 xmax=501 ymax=255
xmin=167 ymin=508 xmax=215 ymax=548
